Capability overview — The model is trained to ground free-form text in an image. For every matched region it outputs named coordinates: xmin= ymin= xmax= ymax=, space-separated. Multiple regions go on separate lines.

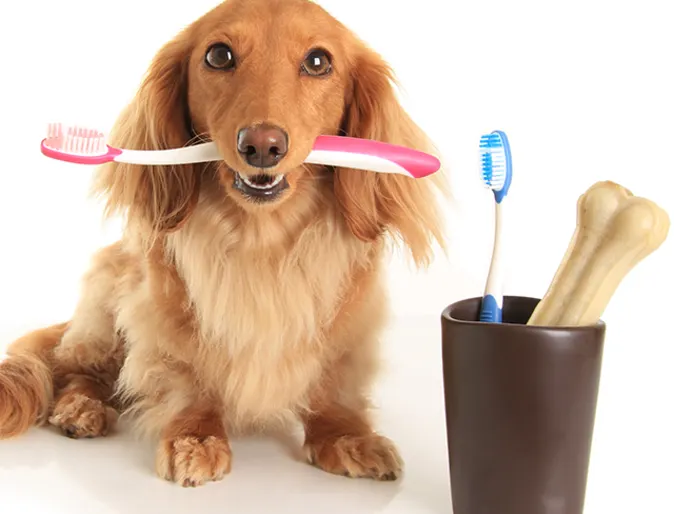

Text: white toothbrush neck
xmin=113 ymin=141 xmax=222 ymax=165
xmin=484 ymin=199 xmax=506 ymax=303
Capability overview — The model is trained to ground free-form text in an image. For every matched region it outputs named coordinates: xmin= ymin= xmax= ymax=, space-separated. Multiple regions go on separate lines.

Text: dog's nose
xmin=237 ymin=124 xmax=288 ymax=168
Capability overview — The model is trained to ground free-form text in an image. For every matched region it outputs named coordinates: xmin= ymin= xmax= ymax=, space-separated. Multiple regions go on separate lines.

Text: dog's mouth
xmin=232 ymin=171 xmax=289 ymax=202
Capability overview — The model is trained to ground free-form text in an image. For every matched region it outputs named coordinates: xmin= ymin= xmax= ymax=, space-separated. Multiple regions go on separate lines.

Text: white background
xmin=0 ymin=1 xmax=672 ymax=513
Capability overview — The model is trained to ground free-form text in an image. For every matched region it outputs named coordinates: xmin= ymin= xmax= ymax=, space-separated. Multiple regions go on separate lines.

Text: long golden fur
xmin=0 ymin=0 xmax=446 ymax=486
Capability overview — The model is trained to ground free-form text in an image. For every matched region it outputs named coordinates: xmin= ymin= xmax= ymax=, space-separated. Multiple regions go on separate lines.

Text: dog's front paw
xmin=156 ymin=435 xmax=232 ymax=487
xmin=305 ymin=433 xmax=403 ymax=481
xmin=49 ymin=392 xmax=117 ymax=439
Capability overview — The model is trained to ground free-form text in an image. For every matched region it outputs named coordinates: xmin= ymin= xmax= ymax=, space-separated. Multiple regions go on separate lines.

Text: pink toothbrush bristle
xmin=44 ymin=123 xmax=107 ymax=156
xmin=47 ymin=122 xmax=64 ymax=139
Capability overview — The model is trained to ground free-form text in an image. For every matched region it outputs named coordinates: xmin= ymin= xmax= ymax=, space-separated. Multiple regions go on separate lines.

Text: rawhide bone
xmin=527 ymin=180 xmax=670 ymax=327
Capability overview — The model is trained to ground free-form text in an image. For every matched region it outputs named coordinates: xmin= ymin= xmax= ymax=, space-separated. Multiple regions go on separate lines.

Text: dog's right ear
xmin=93 ymin=30 xmax=200 ymax=237
xmin=334 ymin=45 xmax=446 ymax=267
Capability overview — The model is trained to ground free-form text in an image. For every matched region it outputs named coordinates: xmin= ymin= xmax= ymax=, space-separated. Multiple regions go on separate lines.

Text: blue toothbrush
xmin=479 ymin=130 xmax=513 ymax=323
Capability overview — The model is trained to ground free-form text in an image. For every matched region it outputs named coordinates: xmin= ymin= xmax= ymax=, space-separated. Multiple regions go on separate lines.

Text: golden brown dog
xmin=0 ymin=0 xmax=446 ymax=487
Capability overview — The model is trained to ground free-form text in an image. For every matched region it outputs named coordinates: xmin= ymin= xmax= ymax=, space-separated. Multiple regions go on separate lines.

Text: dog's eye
xmin=205 ymin=43 xmax=236 ymax=70
xmin=301 ymin=49 xmax=332 ymax=77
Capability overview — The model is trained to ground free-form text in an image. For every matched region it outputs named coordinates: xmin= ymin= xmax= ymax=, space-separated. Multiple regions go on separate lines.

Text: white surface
xmin=0 ymin=0 xmax=673 ymax=513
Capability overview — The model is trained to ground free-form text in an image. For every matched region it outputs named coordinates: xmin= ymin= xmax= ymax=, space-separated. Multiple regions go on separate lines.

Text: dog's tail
xmin=0 ymin=322 xmax=69 ymax=439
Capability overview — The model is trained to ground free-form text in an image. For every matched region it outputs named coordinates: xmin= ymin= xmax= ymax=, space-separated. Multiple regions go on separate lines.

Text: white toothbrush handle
xmin=113 ymin=141 xmax=222 ymax=165
xmin=485 ymin=202 xmax=505 ymax=294
xmin=111 ymin=142 xmax=415 ymax=175
xmin=480 ymin=201 xmax=505 ymax=321
xmin=113 ymin=143 xmax=413 ymax=174
xmin=109 ymin=137 xmax=439 ymax=180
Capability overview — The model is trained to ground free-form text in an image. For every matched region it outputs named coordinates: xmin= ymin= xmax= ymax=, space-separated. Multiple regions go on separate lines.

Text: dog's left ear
xmin=92 ymin=30 xmax=201 ymax=244
xmin=334 ymin=47 xmax=446 ymax=266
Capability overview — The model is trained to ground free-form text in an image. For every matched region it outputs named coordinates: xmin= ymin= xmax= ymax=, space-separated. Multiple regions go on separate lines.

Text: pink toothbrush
xmin=40 ymin=123 xmax=440 ymax=179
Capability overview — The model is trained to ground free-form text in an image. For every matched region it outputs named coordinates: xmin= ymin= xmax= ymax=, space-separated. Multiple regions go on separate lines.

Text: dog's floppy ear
xmin=334 ymin=46 xmax=446 ymax=267
xmin=93 ymin=31 xmax=200 ymax=240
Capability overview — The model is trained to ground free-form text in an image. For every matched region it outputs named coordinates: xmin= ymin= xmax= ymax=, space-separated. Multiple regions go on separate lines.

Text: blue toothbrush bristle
xmin=479 ymin=133 xmax=507 ymax=191
xmin=479 ymin=134 xmax=504 ymax=149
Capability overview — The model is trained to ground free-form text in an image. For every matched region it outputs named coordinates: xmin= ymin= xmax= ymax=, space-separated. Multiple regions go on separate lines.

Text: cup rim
xmin=442 ymin=295 xmax=606 ymax=333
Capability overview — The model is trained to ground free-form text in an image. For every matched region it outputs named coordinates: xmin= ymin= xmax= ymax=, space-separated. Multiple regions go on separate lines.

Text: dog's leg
xmin=119 ymin=358 xmax=232 ymax=486
xmin=48 ymin=247 xmax=124 ymax=439
xmin=155 ymin=403 xmax=232 ymax=487
xmin=302 ymin=400 xmax=403 ymax=481
xmin=301 ymin=271 xmax=403 ymax=481
xmin=49 ymin=370 xmax=120 ymax=439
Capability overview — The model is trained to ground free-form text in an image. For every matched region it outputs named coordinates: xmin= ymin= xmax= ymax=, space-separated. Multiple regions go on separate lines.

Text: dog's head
xmin=95 ymin=0 xmax=445 ymax=265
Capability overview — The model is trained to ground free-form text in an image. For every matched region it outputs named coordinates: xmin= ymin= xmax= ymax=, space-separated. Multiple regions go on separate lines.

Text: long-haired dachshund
xmin=0 ymin=0 xmax=446 ymax=487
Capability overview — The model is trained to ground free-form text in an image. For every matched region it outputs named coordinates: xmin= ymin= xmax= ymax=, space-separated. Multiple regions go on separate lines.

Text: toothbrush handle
xmin=113 ymin=141 xmax=222 ymax=165
xmin=480 ymin=201 xmax=505 ymax=322
xmin=111 ymin=137 xmax=441 ymax=179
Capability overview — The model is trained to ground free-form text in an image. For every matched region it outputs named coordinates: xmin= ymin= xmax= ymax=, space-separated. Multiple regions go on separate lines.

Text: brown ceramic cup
xmin=441 ymin=296 xmax=606 ymax=514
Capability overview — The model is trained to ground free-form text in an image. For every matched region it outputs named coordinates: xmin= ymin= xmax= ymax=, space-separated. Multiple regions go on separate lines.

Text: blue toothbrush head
xmin=479 ymin=130 xmax=513 ymax=204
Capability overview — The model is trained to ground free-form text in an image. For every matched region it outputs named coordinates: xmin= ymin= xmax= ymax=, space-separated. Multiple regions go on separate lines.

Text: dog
xmin=0 ymin=0 xmax=446 ymax=487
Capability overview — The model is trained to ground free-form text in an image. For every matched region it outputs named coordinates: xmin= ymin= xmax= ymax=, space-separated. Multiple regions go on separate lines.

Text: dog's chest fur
xmin=163 ymin=198 xmax=374 ymax=426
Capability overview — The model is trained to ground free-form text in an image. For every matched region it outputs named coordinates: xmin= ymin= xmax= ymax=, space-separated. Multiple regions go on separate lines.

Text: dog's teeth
xmin=241 ymin=174 xmax=284 ymax=190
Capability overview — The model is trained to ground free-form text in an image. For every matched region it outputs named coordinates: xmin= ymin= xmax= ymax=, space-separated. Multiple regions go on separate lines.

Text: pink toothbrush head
xmin=40 ymin=123 xmax=222 ymax=166
xmin=41 ymin=123 xmax=122 ymax=165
